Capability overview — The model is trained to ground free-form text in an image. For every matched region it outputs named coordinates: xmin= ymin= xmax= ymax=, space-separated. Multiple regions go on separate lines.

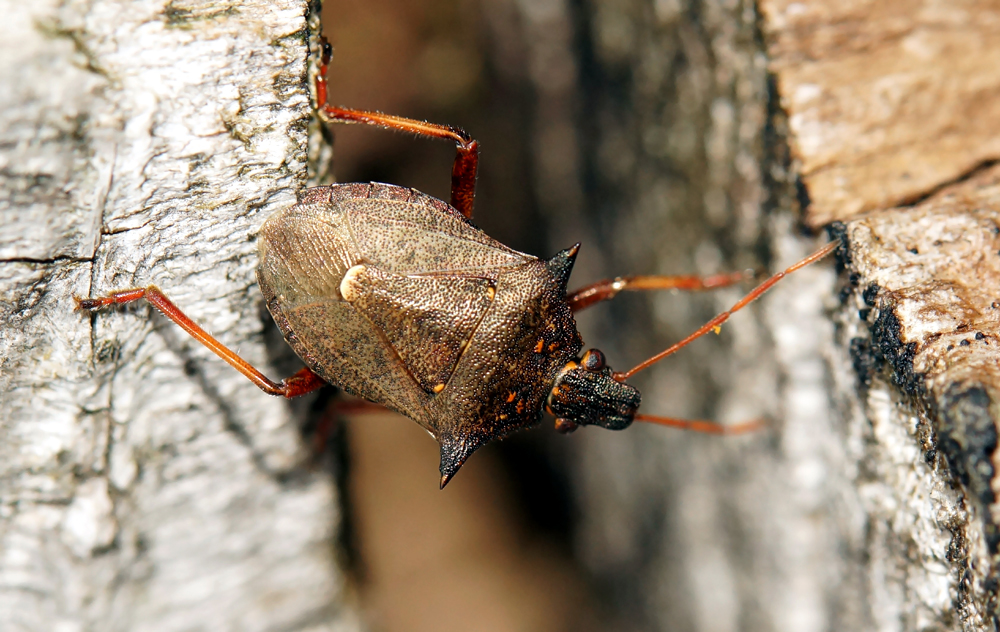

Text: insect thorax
xmin=430 ymin=249 xmax=584 ymax=477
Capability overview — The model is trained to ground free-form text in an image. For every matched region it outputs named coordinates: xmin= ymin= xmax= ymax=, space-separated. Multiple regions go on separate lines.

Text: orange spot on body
xmin=433 ymin=383 xmax=445 ymax=393
xmin=534 ymin=339 xmax=545 ymax=353
xmin=506 ymin=392 xmax=516 ymax=403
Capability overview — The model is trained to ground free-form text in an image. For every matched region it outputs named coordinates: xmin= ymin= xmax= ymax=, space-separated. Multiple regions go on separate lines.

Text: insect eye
xmin=582 ymin=349 xmax=606 ymax=372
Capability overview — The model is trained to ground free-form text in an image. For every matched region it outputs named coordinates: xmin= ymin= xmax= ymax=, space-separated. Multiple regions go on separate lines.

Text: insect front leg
xmin=313 ymin=37 xmax=479 ymax=219
xmin=617 ymin=241 xmax=838 ymax=380
xmin=75 ymin=287 xmax=326 ymax=398
xmin=589 ymin=242 xmax=837 ymax=435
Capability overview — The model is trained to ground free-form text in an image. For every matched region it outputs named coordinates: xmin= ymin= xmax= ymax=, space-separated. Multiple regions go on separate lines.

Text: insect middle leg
xmin=566 ymin=270 xmax=753 ymax=312
xmin=75 ymin=287 xmax=326 ymax=398
xmin=313 ymin=38 xmax=479 ymax=219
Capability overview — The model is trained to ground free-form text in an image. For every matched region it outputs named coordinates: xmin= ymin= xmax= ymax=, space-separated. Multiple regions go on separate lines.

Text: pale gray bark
xmin=0 ymin=1 xmax=358 ymax=630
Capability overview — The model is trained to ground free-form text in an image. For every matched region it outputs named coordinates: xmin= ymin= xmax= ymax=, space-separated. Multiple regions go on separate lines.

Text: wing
xmin=340 ymin=265 xmax=495 ymax=394
xmin=340 ymin=183 xmax=531 ymax=275
xmin=257 ymin=196 xmax=428 ymax=420
xmin=274 ymin=298 xmax=430 ymax=419
xmin=257 ymin=183 xmax=533 ymax=428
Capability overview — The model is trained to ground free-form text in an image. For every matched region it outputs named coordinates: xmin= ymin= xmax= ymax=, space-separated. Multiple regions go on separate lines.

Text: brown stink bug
xmin=75 ymin=40 xmax=836 ymax=487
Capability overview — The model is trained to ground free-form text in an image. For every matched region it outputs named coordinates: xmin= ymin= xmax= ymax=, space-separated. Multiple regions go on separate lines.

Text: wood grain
xmin=760 ymin=0 xmax=1000 ymax=225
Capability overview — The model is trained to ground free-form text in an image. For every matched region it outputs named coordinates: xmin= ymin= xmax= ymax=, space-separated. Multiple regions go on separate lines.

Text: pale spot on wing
xmin=340 ymin=264 xmax=367 ymax=303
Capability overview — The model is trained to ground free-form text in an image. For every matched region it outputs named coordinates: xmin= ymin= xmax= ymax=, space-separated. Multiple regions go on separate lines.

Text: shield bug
xmin=75 ymin=40 xmax=836 ymax=487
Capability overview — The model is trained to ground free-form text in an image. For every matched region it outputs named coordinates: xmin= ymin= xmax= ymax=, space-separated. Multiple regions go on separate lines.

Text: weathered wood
xmin=760 ymin=0 xmax=1000 ymax=226
xmin=0 ymin=1 xmax=358 ymax=629
xmin=762 ymin=0 xmax=1000 ymax=628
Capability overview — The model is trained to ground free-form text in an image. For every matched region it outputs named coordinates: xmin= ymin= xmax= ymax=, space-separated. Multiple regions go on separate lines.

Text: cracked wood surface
xmin=759 ymin=0 xmax=1000 ymax=628
xmin=0 ymin=1 xmax=358 ymax=630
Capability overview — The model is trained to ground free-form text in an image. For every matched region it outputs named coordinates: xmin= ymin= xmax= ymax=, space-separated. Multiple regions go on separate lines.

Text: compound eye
xmin=581 ymin=349 xmax=606 ymax=372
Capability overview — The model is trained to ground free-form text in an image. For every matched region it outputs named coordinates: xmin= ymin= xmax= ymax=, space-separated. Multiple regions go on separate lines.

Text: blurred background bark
xmin=327 ymin=0 xmax=843 ymax=630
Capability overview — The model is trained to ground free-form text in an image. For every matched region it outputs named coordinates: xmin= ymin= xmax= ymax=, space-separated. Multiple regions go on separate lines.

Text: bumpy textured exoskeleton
xmin=258 ymin=182 xmax=640 ymax=483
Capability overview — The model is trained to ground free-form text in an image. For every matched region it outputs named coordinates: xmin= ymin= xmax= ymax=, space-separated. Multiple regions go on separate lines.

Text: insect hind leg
xmin=313 ymin=36 xmax=479 ymax=219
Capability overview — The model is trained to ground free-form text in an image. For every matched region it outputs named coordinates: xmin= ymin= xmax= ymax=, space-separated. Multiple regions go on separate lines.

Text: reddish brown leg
xmin=75 ymin=286 xmax=326 ymax=398
xmin=314 ymin=37 xmax=479 ymax=219
xmin=616 ymin=241 xmax=838 ymax=381
xmin=566 ymin=270 xmax=753 ymax=312
xmin=620 ymin=243 xmax=836 ymax=435
xmin=329 ymin=399 xmax=389 ymax=416
xmin=310 ymin=399 xmax=389 ymax=458
xmin=634 ymin=414 xmax=762 ymax=434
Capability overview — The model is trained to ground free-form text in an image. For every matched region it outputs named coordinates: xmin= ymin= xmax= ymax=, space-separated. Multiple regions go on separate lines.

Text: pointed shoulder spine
xmin=547 ymin=243 xmax=580 ymax=292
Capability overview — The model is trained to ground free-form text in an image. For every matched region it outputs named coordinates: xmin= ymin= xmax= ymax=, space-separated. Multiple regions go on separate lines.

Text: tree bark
xmin=762 ymin=0 xmax=1000 ymax=628
xmin=0 ymin=1 xmax=358 ymax=630
xmin=9 ymin=0 xmax=994 ymax=629
xmin=483 ymin=0 xmax=1000 ymax=630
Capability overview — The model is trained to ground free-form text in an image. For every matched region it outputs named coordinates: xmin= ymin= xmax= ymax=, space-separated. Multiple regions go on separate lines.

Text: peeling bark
xmin=0 ymin=1 xmax=357 ymax=630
